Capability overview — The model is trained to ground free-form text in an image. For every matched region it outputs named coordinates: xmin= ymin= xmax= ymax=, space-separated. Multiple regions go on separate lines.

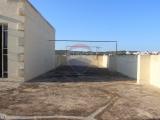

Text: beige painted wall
xmin=24 ymin=1 xmax=55 ymax=81
xmin=150 ymin=56 xmax=160 ymax=88
xmin=59 ymin=55 xmax=108 ymax=68
xmin=103 ymin=56 xmax=108 ymax=67
xmin=97 ymin=56 xmax=103 ymax=66
xmin=97 ymin=55 xmax=108 ymax=67
xmin=90 ymin=56 xmax=97 ymax=66
xmin=134 ymin=55 xmax=160 ymax=88
xmin=0 ymin=0 xmax=26 ymax=82
xmin=137 ymin=55 xmax=151 ymax=84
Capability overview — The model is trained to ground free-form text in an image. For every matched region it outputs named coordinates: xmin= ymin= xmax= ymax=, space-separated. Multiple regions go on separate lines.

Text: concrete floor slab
xmin=0 ymin=66 xmax=160 ymax=120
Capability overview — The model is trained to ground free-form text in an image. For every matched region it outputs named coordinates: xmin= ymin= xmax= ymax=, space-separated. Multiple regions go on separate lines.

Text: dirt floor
xmin=0 ymin=65 xmax=160 ymax=120
xmin=0 ymin=82 xmax=19 ymax=89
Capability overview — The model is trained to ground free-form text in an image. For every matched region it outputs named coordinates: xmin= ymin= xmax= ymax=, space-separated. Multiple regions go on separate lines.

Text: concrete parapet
xmin=150 ymin=55 xmax=160 ymax=88
xmin=137 ymin=55 xmax=151 ymax=84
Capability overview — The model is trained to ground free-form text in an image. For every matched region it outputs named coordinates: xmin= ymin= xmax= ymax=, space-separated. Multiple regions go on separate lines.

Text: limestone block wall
xmin=0 ymin=0 xmax=26 ymax=81
xmin=0 ymin=0 xmax=55 ymax=81
xmin=24 ymin=1 xmax=55 ymax=81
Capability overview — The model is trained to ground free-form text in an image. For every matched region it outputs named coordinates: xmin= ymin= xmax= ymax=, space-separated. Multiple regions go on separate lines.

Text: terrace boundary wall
xmin=58 ymin=55 xmax=108 ymax=68
xmin=108 ymin=55 xmax=137 ymax=79
xmin=1 ymin=0 xmax=159 ymax=88
xmin=108 ymin=55 xmax=160 ymax=88
xmin=137 ymin=55 xmax=160 ymax=88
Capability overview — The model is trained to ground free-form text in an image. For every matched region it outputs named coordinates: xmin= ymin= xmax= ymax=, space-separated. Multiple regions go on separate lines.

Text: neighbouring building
xmin=0 ymin=0 xmax=55 ymax=82
xmin=126 ymin=51 xmax=130 ymax=55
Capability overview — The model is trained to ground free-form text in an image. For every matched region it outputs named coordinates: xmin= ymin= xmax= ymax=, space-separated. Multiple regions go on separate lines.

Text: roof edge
xmin=26 ymin=0 xmax=55 ymax=30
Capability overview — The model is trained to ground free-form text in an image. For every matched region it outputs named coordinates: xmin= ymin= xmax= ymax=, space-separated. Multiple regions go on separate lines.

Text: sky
xmin=28 ymin=0 xmax=160 ymax=52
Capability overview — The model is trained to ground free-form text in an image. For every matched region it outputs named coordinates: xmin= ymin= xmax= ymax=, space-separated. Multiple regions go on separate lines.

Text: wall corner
xmin=137 ymin=55 xmax=151 ymax=84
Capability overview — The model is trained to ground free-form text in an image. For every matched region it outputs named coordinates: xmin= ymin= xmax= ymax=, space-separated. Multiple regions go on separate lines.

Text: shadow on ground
xmin=1 ymin=65 xmax=160 ymax=119
xmin=27 ymin=65 xmax=136 ymax=83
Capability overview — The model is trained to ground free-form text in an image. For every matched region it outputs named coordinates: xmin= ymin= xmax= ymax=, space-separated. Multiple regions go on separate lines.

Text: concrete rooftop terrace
xmin=0 ymin=65 xmax=160 ymax=120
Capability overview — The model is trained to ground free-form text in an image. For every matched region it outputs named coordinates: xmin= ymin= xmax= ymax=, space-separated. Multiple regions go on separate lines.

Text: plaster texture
xmin=117 ymin=55 xmax=137 ymax=79
xmin=108 ymin=55 xmax=137 ymax=79
xmin=24 ymin=1 xmax=55 ymax=81
xmin=59 ymin=55 xmax=108 ymax=68
xmin=150 ymin=55 xmax=160 ymax=88
xmin=137 ymin=55 xmax=151 ymax=84
xmin=0 ymin=0 xmax=55 ymax=81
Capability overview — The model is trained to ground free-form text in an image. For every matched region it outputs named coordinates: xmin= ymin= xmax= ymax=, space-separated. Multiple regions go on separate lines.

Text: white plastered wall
xmin=108 ymin=55 xmax=137 ymax=79
xmin=117 ymin=55 xmax=137 ymax=79
xmin=24 ymin=1 xmax=55 ymax=81
xmin=0 ymin=0 xmax=26 ymax=82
